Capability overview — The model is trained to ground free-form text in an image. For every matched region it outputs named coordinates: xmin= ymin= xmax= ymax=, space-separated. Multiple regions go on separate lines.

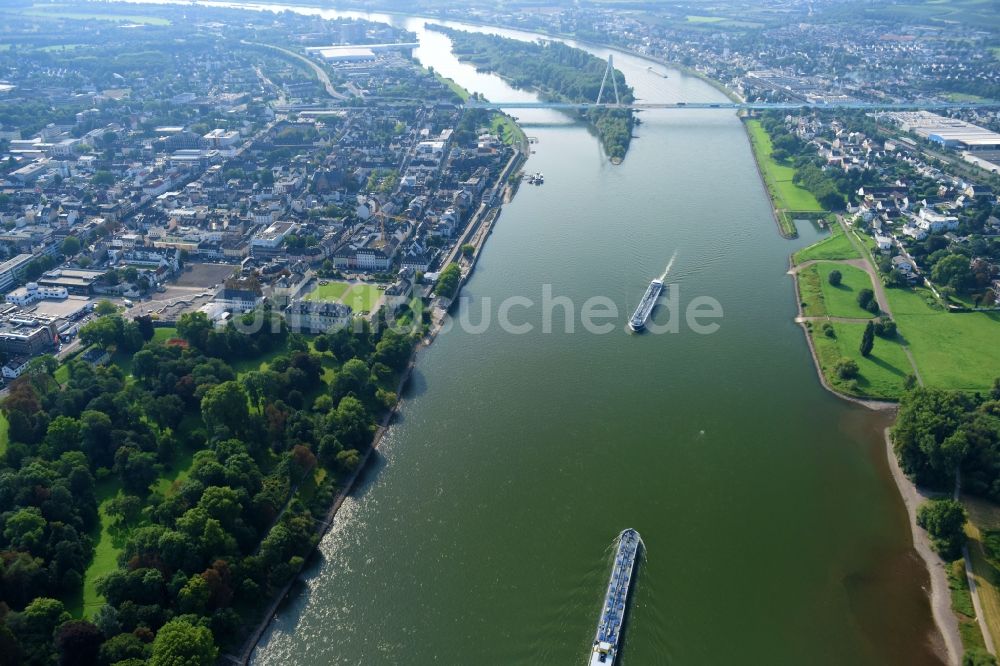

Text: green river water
xmin=212 ymin=9 xmax=946 ymax=665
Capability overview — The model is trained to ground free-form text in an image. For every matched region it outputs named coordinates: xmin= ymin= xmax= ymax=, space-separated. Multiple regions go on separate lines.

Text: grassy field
xmin=433 ymin=72 xmax=470 ymax=101
xmin=152 ymin=416 xmax=202 ymax=496
xmin=963 ymin=496 xmax=1000 ymax=653
xmin=798 ymin=265 xmax=826 ymax=317
xmin=745 ymin=120 xmax=825 ymax=213
xmin=686 ymin=15 xmax=725 ymax=22
xmin=491 ymin=112 xmax=525 ymax=146
xmin=305 ymin=281 xmax=382 ymax=313
xmin=0 ymin=412 xmax=7 ymax=457
xmin=885 ymin=287 xmax=1000 ymax=392
xmin=817 ymin=262 xmax=878 ymax=319
xmin=79 ymin=478 xmax=126 ymax=617
xmin=21 ymin=6 xmax=170 ymax=25
xmin=797 ymin=262 xmax=877 ymax=319
xmin=793 ymin=223 xmax=861 ymax=263
xmin=944 ymin=92 xmax=991 ymax=103
xmin=151 ymin=326 xmax=179 ymax=343
xmin=947 ymin=556 xmax=992 ymax=657
xmin=808 ymin=320 xmax=913 ymax=399
xmin=305 ymin=281 xmax=351 ymax=301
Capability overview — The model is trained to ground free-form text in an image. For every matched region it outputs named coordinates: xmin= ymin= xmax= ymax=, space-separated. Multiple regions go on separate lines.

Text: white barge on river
xmin=628 ymin=280 xmax=662 ymax=332
xmin=589 ymin=528 xmax=641 ymax=665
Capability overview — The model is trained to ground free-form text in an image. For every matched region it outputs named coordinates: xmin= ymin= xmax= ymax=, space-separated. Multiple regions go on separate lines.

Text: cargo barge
xmin=628 ymin=280 xmax=663 ymax=332
xmin=589 ymin=528 xmax=641 ymax=665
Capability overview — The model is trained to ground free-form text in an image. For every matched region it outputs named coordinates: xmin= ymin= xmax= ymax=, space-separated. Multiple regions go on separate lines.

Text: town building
xmin=285 ymin=299 xmax=353 ymax=333
xmin=5 ymin=282 xmax=69 ymax=306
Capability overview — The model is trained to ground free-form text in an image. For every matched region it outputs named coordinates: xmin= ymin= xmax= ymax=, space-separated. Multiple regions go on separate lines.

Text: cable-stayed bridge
xmin=464 ymin=55 xmax=1000 ymax=112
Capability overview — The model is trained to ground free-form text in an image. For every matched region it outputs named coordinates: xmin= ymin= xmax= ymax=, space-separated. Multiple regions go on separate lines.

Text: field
xmin=817 ymin=262 xmax=878 ymax=319
xmin=885 ymin=287 xmax=1000 ymax=392
xmin=798 ymin=262 xmax=877 ymax=319
xmin=686 ymin=15 xmax=725 ymax=23
xmin=947 ymin=556 xmax=992 ymax=658
xmin=745 ymin=120 xmax=824 ymax=213
xmin=434 ymin=73 xmax=471 ymax=102
xmin=305 ymin=281 xmax=382 ymax=313
xmin=79 ymin=478 xmax=126 ymax=617
xmin=492 ymin=112 xmax=525 ymax=146
xmin=20 ymin=5 xmax=171 ymax=25
xmin=808 ymin=321 xmax=913 ymax=399
xmin=963 ymin=497 xmax=1000 ymax=654
xmin=151 ymin=326 xmax=179 ymax=343
xmin=793 ymin=223 xmax=861 ymax=263
xmin=944 ymin=92 xmax=991 ymax=103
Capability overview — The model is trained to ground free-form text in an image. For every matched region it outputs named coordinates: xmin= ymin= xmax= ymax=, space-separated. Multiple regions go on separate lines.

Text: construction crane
xmin=372 ymin=206 xmax=414 ymax=244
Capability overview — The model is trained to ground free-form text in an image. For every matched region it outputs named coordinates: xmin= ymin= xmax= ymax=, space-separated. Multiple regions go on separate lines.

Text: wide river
xmin=149 ymin=4 xmax=943 ymax=663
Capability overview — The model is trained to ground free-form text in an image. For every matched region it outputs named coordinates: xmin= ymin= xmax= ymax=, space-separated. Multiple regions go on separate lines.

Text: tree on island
xmin=917 ymin=499 xmax=967 ymax=560
xmin=828 ymin=269 xmax=842 ymax=286
xmin=860 ymin=321 xmax=875 ymax=357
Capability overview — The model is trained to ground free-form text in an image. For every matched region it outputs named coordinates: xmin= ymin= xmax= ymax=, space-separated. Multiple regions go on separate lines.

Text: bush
xmin=917 ymin=499 xmax=967 ymax=560
xmin=822 ymin=323 xmax=835 ymax=338
xmin=828 ymin=269 xmax=842 ymax=286
xmin=873 ymin=318 xmax=897 ymax=338
xmin=434 ymin=263 xmax=462 ymax=300
xmin=835 ymin=357 xmax=859 ymax=380
xmin=857 ymin=288 xmax=875 ymax=311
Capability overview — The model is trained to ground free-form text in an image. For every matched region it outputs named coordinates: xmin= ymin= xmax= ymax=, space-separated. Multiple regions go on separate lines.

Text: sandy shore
xmin=884 ymin=428 xmax=962 ymax=665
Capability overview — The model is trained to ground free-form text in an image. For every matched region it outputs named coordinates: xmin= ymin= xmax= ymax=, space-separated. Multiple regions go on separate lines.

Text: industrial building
xmin=36 ymin=267 xmax=106 ymax=295
xmin=0 ymin=315 xmax=58 ymax=357
xmin=0 ymin=254 xmax=36 ymax=292
xmin=889 ymin=111 xmax=1000 ymax=151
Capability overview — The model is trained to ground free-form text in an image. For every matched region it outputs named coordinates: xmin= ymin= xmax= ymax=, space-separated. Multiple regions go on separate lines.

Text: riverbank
xmin=743 ymin=119 xmax=829 ymax=239
xmin=428 ymin=24 xmax=634 ymax=162
xmin=235 ymin=144 xmax=525 ymax=664
xmin=884 ymin=428 xmax=962 ymax=665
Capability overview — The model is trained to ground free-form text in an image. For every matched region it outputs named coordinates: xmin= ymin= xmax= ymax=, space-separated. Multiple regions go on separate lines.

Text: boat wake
xmin=658 ymin=250 xmax=678 ymax=282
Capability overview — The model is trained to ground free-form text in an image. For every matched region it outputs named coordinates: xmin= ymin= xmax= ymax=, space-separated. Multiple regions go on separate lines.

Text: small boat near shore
xmin=589 ymin=528 xmax=641 ymax=665
xmin=526 ymin=172 xmax=545 ymax=185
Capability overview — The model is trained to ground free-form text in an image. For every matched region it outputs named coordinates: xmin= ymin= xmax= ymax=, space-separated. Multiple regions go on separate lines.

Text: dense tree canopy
xmin=893 ymin=386 xmax=1000 ymax=499
xmin=431 ymin=26 xmax=636 ymax=160
xmin=1 ymin=304 xmax=417 ymax=662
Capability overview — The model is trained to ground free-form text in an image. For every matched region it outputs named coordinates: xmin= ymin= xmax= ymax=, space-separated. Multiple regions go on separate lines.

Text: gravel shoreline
xmin=883 ymin=428 xmax=962 ymax=665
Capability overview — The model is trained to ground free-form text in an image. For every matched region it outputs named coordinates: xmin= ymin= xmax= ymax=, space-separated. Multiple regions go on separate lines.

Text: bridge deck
xmin=465 ymin=100 xmax=1000 ymax=111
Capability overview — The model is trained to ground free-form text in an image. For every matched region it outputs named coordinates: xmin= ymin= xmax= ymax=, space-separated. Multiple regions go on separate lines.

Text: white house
xmin=891 ymin=255 xmax=915 ymax=273
xmin=213 ymin=276 xmax=264 ymax=313
xmin=5 ymin=283 xmax=69 ymax=306
xmin=874 ymin=234 xmax=893 ymax=252
xmin=2 ymin=357 xmax=30 ymax=380
xmin=901 ymin=223 xmax=928 ymax=241
xmin=916 ymin=207 xmax=959 ymax=234
xmin=285 ymin=300 xmax=353 ymax=333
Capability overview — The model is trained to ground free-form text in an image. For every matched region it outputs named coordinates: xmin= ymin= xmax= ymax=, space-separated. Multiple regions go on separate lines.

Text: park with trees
xmin=0 ymin=306 xmax=418 ymax=664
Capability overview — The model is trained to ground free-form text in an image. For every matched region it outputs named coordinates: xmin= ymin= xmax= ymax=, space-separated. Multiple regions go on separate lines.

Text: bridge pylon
xmin=595 ymin=55 xmax=620 ymax=106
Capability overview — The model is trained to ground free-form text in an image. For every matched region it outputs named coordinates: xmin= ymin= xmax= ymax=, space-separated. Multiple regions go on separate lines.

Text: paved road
xmin=244 ymin=41 xmax=347 ymax=100
xmin=835 ymin=217 xmax=897 ymax=314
